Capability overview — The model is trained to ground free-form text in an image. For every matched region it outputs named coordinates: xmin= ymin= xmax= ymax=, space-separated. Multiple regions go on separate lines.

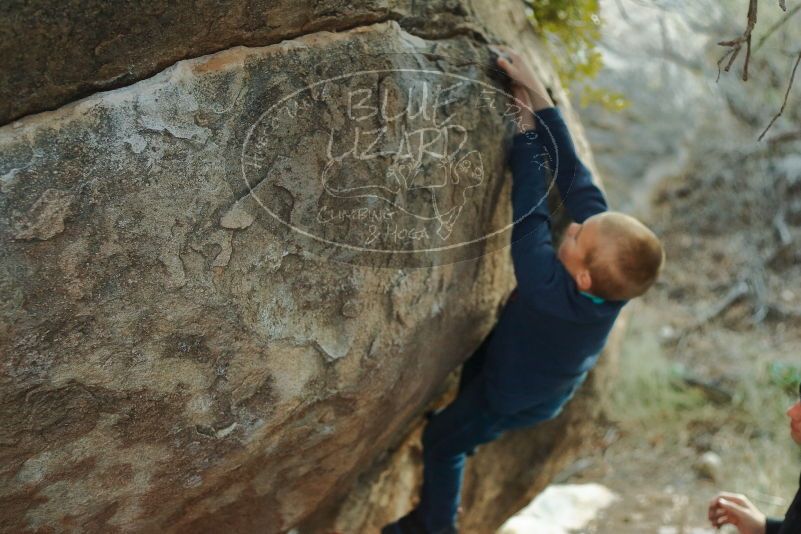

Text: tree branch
xmin=759 ymin=50 xmax=801 ymax=141
xmin=766 ymin=129 xmax=801 ymax=144
xmin=754 ymin=2 xmax=801 ymax=54
xmin=717 ymin=0 xmax=758 ymax=81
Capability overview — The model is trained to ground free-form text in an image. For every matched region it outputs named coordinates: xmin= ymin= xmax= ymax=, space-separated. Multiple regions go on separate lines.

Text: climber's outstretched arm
xmin=494 ymin=45 xmax=607 ymax=223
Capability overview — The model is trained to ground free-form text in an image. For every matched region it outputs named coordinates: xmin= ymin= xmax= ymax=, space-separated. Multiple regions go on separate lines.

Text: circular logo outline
xmin=240 ymin=68 xmax=560 ymax=255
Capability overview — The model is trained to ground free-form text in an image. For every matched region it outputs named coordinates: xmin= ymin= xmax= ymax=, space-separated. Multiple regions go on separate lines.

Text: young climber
xmin=381 ymin=45 xmax=665 ymax=534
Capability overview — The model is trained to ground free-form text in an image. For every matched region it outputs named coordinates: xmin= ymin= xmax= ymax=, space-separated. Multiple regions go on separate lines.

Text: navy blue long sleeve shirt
xmin=766 ymin=469 xmax=801 ymax=534
xmin=480 ymin=106 xmax=627 ymax=416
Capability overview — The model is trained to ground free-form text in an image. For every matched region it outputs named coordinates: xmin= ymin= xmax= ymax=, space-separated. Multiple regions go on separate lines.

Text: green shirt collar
xmin=579 ymin=290 xmax=605 ymax=304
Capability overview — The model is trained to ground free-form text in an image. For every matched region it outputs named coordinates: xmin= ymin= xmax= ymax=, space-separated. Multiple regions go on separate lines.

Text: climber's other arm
xmin=494 ymin=45 xmax=606 ymax=223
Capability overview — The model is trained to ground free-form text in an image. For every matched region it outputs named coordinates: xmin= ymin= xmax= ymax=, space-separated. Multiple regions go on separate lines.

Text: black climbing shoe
xmin=380 ymin=508 xmax=429 ymax=534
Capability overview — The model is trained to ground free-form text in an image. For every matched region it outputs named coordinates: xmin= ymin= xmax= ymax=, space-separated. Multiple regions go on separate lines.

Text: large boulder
xmin=0 ymin=1 xmax=620 ymax=532
xmin=0 ymin=0 xmax=483 ymax=125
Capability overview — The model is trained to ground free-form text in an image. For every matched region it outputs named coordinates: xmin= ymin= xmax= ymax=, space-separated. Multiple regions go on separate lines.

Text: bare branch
xmin=717 ymin=0 xmax=758 ymax=81
xmin=744 ymin=30 xmax=753 ymax=80
xmin=749 ymin=267 xmax=768 ymax=324
xmin=717 ymin=47 xmax=736 ymax=82
xmin=727 ymin=45 xmax=743 ymax=73
xmin=773 ymin=210 xmax=792 ymax=246
xmin=613 ymin=0 xmax=632 ymax=22
xmin=754 ymin=2 xmax=801 ymax=53
xmin=682 ymin=376 xmax=734 ymax=403
xmin=687 ymin=280 xmax=750 ymax=331
xmin=759 ymin=50 xmax=801 ymax=141
xmin=767 ymin=303 xmax=801 ymax=320
xmin=766 ymin=129 xmax=801 ymax=144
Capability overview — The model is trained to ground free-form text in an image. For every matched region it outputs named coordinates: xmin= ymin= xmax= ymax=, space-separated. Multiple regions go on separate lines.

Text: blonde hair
xmin=586 ymin=212 xmax=665 ymax=301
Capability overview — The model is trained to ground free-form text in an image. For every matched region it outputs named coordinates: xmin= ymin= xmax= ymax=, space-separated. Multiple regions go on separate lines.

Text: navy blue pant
xmin=415 ymin=328 xmax=579 ymax=533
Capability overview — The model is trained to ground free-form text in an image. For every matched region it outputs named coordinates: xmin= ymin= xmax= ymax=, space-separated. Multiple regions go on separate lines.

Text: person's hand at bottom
xmin=707 ymin=492 xmax=767 ymax=534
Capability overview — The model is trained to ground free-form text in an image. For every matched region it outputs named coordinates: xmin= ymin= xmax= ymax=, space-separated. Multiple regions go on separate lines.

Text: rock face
xmin=0 ymin=0 xmax=483 ymax=125
xmin=0 ymin=1 xmax=619 ymax=533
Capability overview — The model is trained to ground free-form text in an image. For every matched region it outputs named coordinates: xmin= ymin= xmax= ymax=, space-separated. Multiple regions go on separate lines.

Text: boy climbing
xmin=381 ymin=45 xmax=666 ymax=534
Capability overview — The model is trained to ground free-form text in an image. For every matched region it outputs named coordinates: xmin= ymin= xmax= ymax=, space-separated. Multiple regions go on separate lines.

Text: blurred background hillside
xmin=524 ymin=0 xmax=801 ymax=531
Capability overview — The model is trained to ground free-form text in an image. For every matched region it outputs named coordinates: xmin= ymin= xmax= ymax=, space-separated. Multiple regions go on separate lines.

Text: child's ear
xmin=576 ymin=270 xmax=592 ymax=292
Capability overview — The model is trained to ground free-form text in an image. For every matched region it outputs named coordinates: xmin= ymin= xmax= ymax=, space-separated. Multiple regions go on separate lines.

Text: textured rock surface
xmin=0 ymin=1 xmax=619 ymax=533
xmin=0 ymin=0 xmax=485 ymax=125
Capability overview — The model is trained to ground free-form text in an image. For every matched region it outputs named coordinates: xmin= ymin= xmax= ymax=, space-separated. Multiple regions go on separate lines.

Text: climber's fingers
xmin=491 ymin=44 xmax=523 ymax=64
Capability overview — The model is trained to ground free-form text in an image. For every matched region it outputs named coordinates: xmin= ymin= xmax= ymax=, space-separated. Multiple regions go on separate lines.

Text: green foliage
xmin=577 ymin=85 xmax=630 ymax=111
xmin=525 ymin=0 xmax=628 ymax=110
xmin=767 ymin=361 xmax=801 ymax=397
xmin=605 ymin=324 xmax=708 ymax=427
